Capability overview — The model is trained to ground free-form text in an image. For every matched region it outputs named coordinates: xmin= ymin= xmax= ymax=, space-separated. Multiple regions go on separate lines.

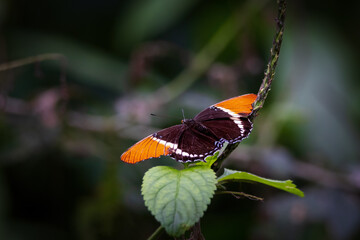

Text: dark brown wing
xmin=193 ymin=93 xmax=256 ymax=145
xmin=199 ymin=116 xmax=253 ymax=143
xmin=168 ymin=125 xmax=221 ymax=162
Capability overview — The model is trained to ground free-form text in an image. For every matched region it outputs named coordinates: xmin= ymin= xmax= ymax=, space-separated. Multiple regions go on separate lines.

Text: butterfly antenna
xmin=182 ymin=109 xmax=186 ymax=121
xmin=150 ymin=113 xmax=178 ymax=121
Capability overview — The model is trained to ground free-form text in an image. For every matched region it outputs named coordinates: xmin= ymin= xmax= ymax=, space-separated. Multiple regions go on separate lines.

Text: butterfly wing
xmin=194 ymin=93 xmax=256 ymax=143
xmin=168 ymin=126 xmax=220 ymax=162
xmin=199 ymin=116 xmax=253 ymax=143
xmin=120 ymin=124 xmax=183 ymax=164
xmin=195 ymin=93 xmax=257 ymax=121
xmin=169 ymin=94 xmax=256 ymax=162
xmin=121 ymin=123 xmax=221 ymax=163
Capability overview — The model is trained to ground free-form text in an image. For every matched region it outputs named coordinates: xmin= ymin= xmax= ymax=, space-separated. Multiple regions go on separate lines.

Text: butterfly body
xmin=121 ymin=93 xmax=257 ymax=164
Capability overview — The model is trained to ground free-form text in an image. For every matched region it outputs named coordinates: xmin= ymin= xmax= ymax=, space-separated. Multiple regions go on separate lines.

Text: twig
xmin=212 ymin=0 xmax=287 ymax=173
xmin=216 ymin=190 xmax=264 ymax=201
xmin=0 ymin=53 xmax=65 ymax=72
xmin=250 ymin=0 xmax=287 ymax=119
xmin=187 ymin=222 xmax=205 ymax=240
xmin=0 ymin=53 xmax=69 ymax=111
xmin=147 ymin=225 xmax=164 ymax=240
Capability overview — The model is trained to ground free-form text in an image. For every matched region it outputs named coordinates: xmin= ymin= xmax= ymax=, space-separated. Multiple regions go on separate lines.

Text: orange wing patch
xmin=214 ymin=93 xmax=257 ymax=115
xmin=121 ymin=136 xmax=171 ymax=164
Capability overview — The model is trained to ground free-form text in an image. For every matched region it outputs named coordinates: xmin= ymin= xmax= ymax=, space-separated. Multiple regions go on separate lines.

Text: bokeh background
xmin=1 ymin=0 xmax=360 ymax=239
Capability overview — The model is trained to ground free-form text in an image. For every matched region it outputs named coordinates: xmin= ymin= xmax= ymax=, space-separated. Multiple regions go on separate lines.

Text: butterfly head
xmin=181 ymin=118 xmax=195 ymax=125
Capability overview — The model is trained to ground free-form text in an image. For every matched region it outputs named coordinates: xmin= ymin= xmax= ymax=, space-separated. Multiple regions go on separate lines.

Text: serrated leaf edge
xmin=142 ymin=166 xmax=216 ymax=236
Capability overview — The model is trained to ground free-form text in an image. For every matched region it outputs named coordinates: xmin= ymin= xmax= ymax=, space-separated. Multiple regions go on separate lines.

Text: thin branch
xmin=212 ymin=0 xmax=287 ymax=173
xmin=187 ymin=221 xmax=205 ymax=240
xmin=0 ymin=53 xmax=69 ymax=110
xmin=147 ymin=225 xmax=164 ymax=240
xmin=250 ymin=0 xmax=287 ymax=119
xmin=0 ymin=53 xmax=66 ymax=74
xmin=216 ymin=190 xmax=264 ymax=201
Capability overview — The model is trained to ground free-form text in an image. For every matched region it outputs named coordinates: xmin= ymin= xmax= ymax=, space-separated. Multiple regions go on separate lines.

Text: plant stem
xmin=0 ymin=53 xmax=66 ymax=73
xmin=216 ymin=190 xmax=264 ymax=201
xmin=147 ymin=225 xmax=164 ymax=240
xmin=212 ymin=0 xmax=287 ymax=173
xmin=250 ymin=0 xmax=287 ymax=120
xmin=0 ymin=53 xmax=69 ymax=109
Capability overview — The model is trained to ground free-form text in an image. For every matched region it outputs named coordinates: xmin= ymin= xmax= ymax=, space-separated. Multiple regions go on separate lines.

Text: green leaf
xmin=142 ymin=166 xmax=217 ymax=237
xmin=194 ymin=150 xmax=220 ymax=168
xmin=217 ymin=168 xmax=304 ymax=197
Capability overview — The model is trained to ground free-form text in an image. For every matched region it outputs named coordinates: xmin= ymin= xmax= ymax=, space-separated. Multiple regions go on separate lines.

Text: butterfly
xmin=120 ymin=93 xmax=257 ymax=164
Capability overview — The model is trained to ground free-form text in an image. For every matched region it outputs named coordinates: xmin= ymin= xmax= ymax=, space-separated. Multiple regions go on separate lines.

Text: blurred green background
xmin=1 ymin=0 xmax=360 ymax=239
